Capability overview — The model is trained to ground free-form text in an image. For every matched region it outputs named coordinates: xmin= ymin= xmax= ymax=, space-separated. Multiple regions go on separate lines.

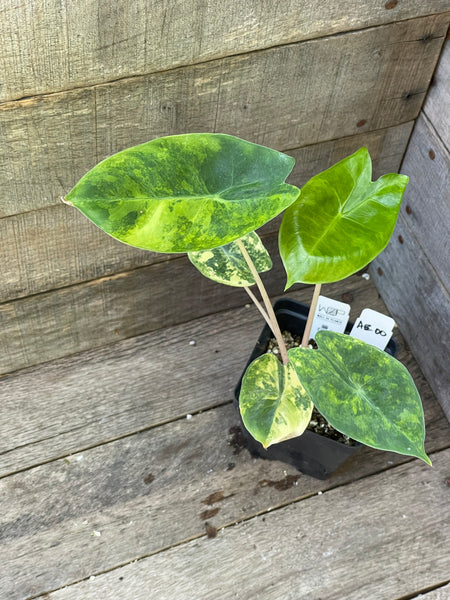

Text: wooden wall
xmin=1 ymin=3 xmax=449 ymax=375
xmin=373 ymin=39 xmax=450 ymax=420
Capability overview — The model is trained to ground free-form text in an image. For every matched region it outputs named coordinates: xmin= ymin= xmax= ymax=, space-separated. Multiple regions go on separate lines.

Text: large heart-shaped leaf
xmin=188 ymin=232 xmax=272 ymax=287
xmin=288 ymin=331 xmax=430 ymax=464
xmin=239 ymin=353 xmax=313 ymax=448
xmin=279 ymin=147 xmax=408 ymax=285
xmin=65 ymin=134 xmax=300 ymax=253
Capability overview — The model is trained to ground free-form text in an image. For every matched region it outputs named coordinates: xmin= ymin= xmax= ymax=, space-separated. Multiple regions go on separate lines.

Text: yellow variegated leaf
xmin=239 ymin=353 xmax=313 ymax=448
xmin=188 ymin=232 xmax=272 ymax=287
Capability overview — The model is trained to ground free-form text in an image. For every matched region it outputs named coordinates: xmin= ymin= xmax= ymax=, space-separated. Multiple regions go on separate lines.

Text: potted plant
xmin=63 ymin=133 xmax=430 ymax=478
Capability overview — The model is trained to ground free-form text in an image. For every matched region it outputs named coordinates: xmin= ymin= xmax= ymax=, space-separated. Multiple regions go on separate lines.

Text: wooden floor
xmin=1 ymin=274 xmax=449 ymax=600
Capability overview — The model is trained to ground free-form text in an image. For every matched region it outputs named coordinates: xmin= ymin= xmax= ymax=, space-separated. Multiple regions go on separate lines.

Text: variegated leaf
xmin=288 ymin=330 xmax=430 ymax=464
xmin=239 ymin=353 xmax=313 ymax=448
xmin=188 ymin=232 xmax=272 ymax=287
xmin=65 ymin=133 xmax=299 ymax=253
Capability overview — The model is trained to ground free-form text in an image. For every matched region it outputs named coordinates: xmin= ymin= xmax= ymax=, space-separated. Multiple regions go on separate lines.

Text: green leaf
xmin=239 ymin=353 xmax=313 ymax=449
xmin=65 ymin=133 xmax=300 ymax=253
xmin=288 ymin=331 xmax=430 ymax=464
xmin=188 ymin=232 xmax=272 ymax=287
xmin=279 ymin=147 xmax=409 ymax=286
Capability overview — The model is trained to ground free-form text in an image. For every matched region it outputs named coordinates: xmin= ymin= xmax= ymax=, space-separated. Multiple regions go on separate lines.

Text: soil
xmin=267 ymin=331 xmax=357 ymax=446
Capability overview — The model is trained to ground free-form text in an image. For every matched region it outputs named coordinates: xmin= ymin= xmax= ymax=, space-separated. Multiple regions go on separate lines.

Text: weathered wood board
xmin=424 ymin=40 xmax=450 ymax=148
xmin=397 ymin=113 xmax=450 ymax=289
xmin=0 ymin=122 xmax=413 ymax=304
xmin=21 ymin=450 xmax=450 ymax=600
xmin=372 ymin=214 xmax=450 ymax=415
xmin=1 ymin=7 xmax=449 ymax=599
xmin=1 ymin=405 xmax=448 ymax=600
xmin=1 ymin=278 xmax=448 ymax=599
xmin=373 ymin=40 xmax=450 ymax=420
xmin=1 ymin=1 xmax=449 ymax=102
xmin=0 ymin=14 xmax=447 ymax=218
xmin=0 ymin=277 xmax=403 ymax=472
xmin=0 ymin=232 xmax=291 ymax=375
xmin=0 ymin=204 xmax=166 ymax=302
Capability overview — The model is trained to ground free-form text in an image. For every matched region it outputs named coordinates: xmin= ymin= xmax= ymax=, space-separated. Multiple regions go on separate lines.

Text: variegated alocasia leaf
xmin=279 ymin=147 xmax=409 ymax=286
xmin=239 ymin=353 xmax=313 ymax=449
xmin=65 ymin=133 xmax=300 ymax=253
xmin=188 ymin=232 xmax=272 ymax=287
xmin=288 ymin=331 xmax=430 ymax=464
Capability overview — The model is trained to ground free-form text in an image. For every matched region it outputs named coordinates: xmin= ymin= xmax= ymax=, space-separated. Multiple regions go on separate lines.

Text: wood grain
xmin=0 ymin=14 xmax=447 ymax=218
xmin=1 ymin=403 xmax=448 ymax=600
xmin=0 ymin=233 xmax=295 ymax=375
xmin=0 ymin=276 xmax=399 ymax=472
xmin=372 ymin=214 xmax=450 ymax=419
xmin=373 ymin=39 xmax=450 ymax=421
xmin=1 ymin=276 xmax=447 ymax=600
xmin=0 ymin=122 xmax=413 ymax=304
xmin=27 ymin=449 xmax=450 ymax=600
xmin=1 ymin=1 xmax=449 ymax=102
xmin=424 ymin=40 xmax=450 ymax=150
xmin=397 ymin=113 xmax=450 ymax=290
xmin=0 ymin=204 xmax=167 ymax=302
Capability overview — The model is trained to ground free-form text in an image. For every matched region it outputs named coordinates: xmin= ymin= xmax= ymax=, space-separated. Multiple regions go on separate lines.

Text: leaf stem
xmin=237 ymin=238 xmax=289 ymax=365
xmin=301 ymin=283 xmax=322 ymax=348
xmin=243 ymin=286 xmax=273 ymax=329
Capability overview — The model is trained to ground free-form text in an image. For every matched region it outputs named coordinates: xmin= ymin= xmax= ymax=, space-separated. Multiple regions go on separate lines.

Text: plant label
xmin=310 ymin=295 xmax=350 ymax=340
xmin=349 ymin=308 xmax=395 ymax=350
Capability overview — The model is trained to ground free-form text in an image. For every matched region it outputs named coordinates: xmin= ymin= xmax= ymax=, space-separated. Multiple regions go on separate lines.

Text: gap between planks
xmin=397 ymin=581 xmax=450 ymax=600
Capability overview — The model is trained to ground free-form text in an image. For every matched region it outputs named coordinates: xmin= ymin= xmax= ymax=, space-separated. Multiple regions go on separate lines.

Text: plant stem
xmin=237 ymin=238 xmax=289 ymax=365
xmin=243 ymin=286 xmax=273 ymax=329
xmin=301 ymin=283 xmax=322 ymax=348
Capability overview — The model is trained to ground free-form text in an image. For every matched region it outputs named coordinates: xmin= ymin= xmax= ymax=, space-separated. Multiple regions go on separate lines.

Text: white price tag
xmin=310 ymin=295 xmax=350 ymax=340
xmin=349 ymin=308 xmax=395 ymax=350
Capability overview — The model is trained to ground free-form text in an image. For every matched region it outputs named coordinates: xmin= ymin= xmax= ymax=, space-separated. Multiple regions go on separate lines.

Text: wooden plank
xmin=0 ymin=232 xmax=291 ymax=375
xmin=0 ymin=203 xmax=167 ymax=302
xmin=0 ymin=122 xmax=413 ymax=304
xmin=397 ymin=114 xmax=450 ymax=290
xmin=372 ymin=215 xmax=450 ymax=420
xmin=417 ymin=584 xmax=450 ymax=599
xmin=0 ymin=15 xmax=447 ymax=218
xmin=26 ymin=449 xmax=450 ymax=600
xmin=1 ymin=402 xmax=448 ymax=600
xmin=424 ymin=40 xmax=450 ymax=150
xmin=1 ymin=2 xmax=450 ymax=102
xmin=0 ymin=276 xmax=401 ymax=473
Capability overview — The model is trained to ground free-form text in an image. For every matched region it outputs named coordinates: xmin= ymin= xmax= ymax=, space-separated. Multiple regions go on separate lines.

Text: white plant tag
xmin=310 ymin=295 xmax=350 ymax=340
xmin=349 ymin=308 xmax=395 ymax=350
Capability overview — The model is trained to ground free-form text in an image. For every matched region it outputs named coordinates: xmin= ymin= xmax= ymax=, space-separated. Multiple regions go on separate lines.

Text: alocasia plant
xmin=64 ymin=133 xmax=430 ymax=466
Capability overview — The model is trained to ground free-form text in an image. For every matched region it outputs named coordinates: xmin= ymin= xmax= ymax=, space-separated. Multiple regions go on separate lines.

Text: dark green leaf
xmin=288 ymin=331 xmax=430 ymax=464
xmin=66 ymin=133 xmax=299 ymax=253
xmin=279 ymin=147 xmax=408 ymax=285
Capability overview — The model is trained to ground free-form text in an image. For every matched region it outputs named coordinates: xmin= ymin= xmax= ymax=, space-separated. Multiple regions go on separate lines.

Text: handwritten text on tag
xmin=349 ymin=308 xmax=395 ymax=350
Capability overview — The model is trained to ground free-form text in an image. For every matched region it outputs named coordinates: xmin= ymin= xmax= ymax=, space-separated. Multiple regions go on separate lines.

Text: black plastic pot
xmin=234 ymin=298 xmax=398 ymax=480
